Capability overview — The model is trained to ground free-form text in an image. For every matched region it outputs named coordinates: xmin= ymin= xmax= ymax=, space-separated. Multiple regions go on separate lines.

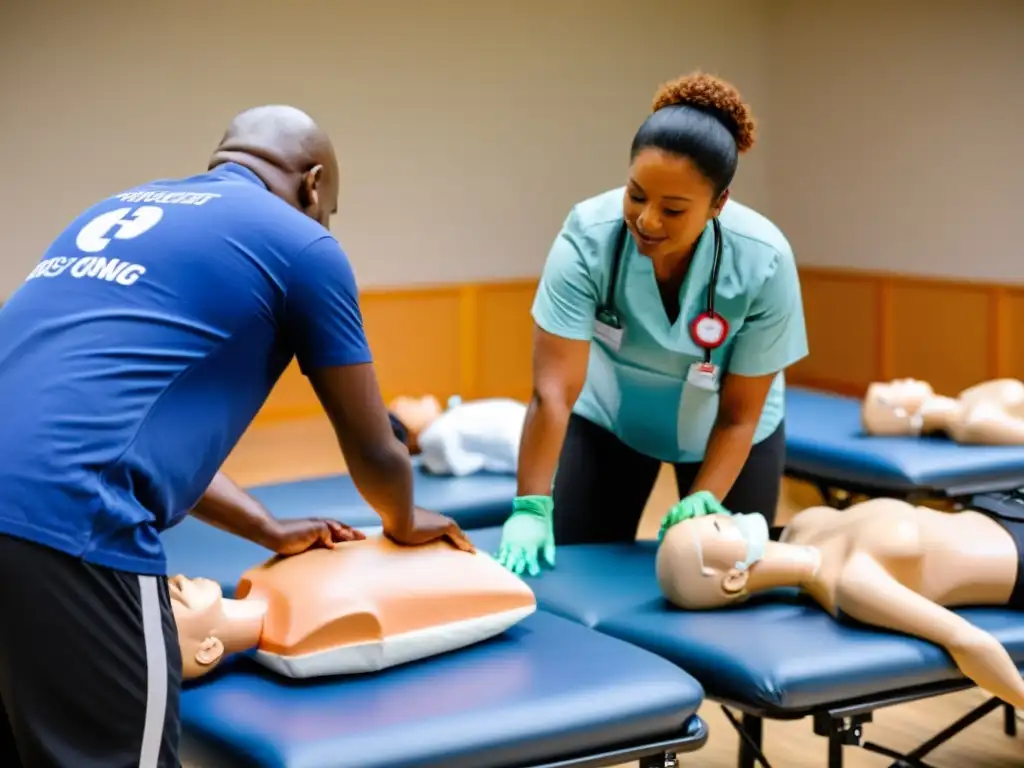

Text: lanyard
xmin=596 ymin=218 xmax=724 ymax=363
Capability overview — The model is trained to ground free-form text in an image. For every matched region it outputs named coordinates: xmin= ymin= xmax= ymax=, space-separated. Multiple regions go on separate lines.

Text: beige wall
xmin=2 ymin=0 xmax=1021 ymax=294
xmin=764 ymin=0 xmax=1023 ymax=281
xmin=0 ymin=0 xmax=770 ymax=297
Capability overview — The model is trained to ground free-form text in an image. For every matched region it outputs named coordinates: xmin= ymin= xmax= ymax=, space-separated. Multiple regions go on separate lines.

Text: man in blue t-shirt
xmin=0 ymin=105 xmax=472 ymax=768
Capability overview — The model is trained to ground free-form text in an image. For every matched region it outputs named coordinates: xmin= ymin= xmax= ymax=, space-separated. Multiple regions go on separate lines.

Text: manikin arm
xmin=954 ymin=408 xmax=1024 ymax=445
xmin=838 ymin=554 xmax=1024 ymax=708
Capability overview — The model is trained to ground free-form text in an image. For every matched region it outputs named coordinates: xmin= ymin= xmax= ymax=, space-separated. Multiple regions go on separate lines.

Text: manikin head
xmin=624 ymin=72 xmax=756 ymax=270
xmin=169 ymin=575 xmax=267 ymax=679
xmin=656 ymin=512 xmax=772 ymax=609
xmin=862 ymin=378 xmax=936 ymax=436
xmin=388 ymin=395 xmax=443 ymax=453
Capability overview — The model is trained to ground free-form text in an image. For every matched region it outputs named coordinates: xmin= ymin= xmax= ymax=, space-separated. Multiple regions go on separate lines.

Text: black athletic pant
xmin=0 ymin=534 xmax=182 ymax=767
xmin=552 ymin=414 xmax=786 ymax=544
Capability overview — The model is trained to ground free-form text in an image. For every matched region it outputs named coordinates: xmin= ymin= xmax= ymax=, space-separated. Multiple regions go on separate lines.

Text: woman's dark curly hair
xmin=632 ymin=72 xmax=757 ymax=195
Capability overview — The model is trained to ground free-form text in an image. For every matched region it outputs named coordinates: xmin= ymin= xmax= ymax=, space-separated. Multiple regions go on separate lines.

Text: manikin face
xmin=867 ymin=378 xmax=934 ymax=411
xmin=169 ymin=575 xmax=266 ymax=679
xmin=389 ymin=395 xmax=443 ymax=438
xmin=656 ymin=513 xmax=770 ymax=610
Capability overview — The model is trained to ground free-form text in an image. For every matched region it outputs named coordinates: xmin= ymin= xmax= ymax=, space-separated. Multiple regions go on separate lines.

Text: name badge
xmin=687 ymin=362 xmax=719 ymax=392
xmin=594 ymin=320 xmax=624 ymax=351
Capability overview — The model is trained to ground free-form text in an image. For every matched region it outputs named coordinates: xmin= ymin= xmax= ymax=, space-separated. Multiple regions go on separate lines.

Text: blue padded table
xmin=179 ymin=611 xmax=708 ymax=768
xmin=499 ymin=537 xmax=1024 ymax=768
xmin=247 ymin=460 xmax=515 ymax=530
xmin=785 ymin=386 xmax=1024 ymax=503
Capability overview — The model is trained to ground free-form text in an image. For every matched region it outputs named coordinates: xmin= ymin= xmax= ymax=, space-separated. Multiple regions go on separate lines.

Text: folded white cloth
xmin=418 ymin=398 xmax=527 ymax=476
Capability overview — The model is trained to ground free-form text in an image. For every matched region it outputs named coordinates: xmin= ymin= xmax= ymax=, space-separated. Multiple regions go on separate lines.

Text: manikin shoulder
xmin=787 ymin=502 xmax=925 ymax=613
xmin=787 ymin=500 xmax=922 ymax=547
xmin=826 ymin=515 xmax=923 ymax=608
xmin=779 ymin=505 xmax=844 ymax=543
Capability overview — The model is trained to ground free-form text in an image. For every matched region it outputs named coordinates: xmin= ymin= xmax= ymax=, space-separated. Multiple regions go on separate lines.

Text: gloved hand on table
xmin=496 ymin=495 xmax=555 ymax=576
xmin=657 ymin=490 xmax=730 ymax=541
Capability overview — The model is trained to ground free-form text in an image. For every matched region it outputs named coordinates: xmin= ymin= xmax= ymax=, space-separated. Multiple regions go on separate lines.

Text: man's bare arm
xmin=306 ymin=363 xmax=416 ymax=538
xmin=191 ymin=471 xmax=280 ymax=548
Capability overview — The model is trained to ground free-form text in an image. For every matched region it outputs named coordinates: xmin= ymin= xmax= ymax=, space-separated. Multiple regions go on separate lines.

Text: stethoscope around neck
xmin=595 ymin=217 xmax=727 ymax=363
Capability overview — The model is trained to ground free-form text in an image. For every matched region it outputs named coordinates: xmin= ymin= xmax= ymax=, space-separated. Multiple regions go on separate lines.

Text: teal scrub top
xmin=532 ymin=187 xmax=809 ymax=464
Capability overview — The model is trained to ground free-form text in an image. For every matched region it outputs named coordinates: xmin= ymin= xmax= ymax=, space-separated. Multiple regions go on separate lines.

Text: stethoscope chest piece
xmin=689 ymin=311 xmax=729 ymax=350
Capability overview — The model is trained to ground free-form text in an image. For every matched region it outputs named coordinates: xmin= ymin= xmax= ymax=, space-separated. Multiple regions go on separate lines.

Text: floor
xmin=195 ymin=416 xmax=1024 ymax=767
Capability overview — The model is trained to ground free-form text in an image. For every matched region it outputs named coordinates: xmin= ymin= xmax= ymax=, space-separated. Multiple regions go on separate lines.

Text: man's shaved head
xmin=210 ymin=105 xmax=339 ymax=228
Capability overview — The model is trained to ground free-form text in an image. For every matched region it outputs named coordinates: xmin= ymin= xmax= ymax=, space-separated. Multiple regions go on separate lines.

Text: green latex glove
xmin=658 ymin=490 xmax=730 ymax=541
xmin=496 ymin=495 xmax=555 ymax=577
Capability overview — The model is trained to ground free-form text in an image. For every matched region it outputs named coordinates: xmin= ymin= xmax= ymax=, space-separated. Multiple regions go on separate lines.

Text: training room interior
xmin=2 ymin=0 xmax=1023 ymax=766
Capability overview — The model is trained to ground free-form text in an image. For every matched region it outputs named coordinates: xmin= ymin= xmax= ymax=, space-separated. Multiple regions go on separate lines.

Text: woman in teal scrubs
xmin=498 ymin=72 xmax=809 ymax=576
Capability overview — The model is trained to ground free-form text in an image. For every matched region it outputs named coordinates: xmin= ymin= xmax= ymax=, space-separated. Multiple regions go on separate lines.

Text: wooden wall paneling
xmin=360 ymin=287 xmax=463 ymax=404
xmin=789 ymin=268 xmax=1021 ymax=398
xmin=788 ymin=268 xmax=881 ymax=395
xmin=886 ymin=277 xmax=991 ymax=395
xmin=254 ymin=286 xmax=465 ymax=425
xmin=252 ymin=268 xmax=1024 ymax=427
xmin=1000 ymin=286 xmax=1024 ymax=380
xmin=473 ymin=279 xmax=538 ymax=401
xmin=457 ymin=284 xmax=480 ymax=399
xmin=257 ymin=360 xmax=319 ymax=423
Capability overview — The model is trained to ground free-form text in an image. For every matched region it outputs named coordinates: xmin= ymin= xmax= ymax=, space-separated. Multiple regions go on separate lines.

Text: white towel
xmin=418 ymin=398 xmax=527 ymax=476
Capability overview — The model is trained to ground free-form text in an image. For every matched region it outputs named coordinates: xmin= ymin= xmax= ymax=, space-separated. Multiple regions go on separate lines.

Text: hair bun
xmin=652 ymin=72 xmax=756 ymax=153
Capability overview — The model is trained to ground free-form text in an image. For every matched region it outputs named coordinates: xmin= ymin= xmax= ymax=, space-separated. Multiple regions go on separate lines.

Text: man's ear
xmin=194 ymin=636 xmax=225 ymax=668
xmin=721 ymin=568 xmax=749 ymax=596
xmin=299 ymin=164 xmax=324 ymax=210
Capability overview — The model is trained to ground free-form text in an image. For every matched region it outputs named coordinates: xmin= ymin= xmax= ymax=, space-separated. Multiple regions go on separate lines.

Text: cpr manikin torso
xmin=171 ymin=536 xmax=536 ymax=680
xmin=390 ymin=394 xmax=527 ymax=476
xmin=656 ymin=500 xmax=1024 ymax=708
xmin=861 ymin=377 xmax=1024 ymax=444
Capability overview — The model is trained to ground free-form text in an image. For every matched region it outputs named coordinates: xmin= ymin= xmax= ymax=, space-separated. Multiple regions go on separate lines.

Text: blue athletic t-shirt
xmin=0 ymin=163 xmax=371 ymax=575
